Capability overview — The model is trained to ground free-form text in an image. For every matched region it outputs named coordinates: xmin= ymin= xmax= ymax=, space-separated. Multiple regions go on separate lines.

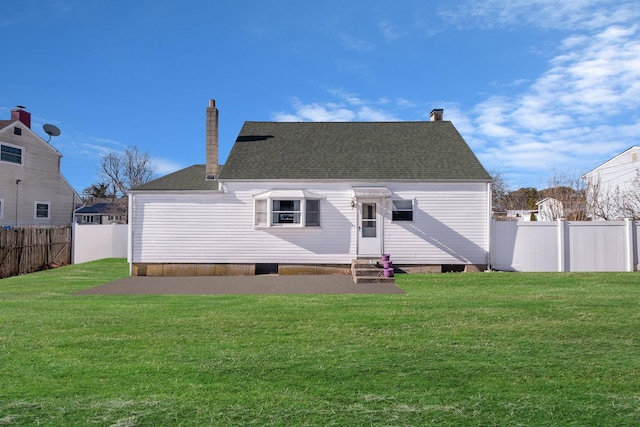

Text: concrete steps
xmin=351 ymin=257 xmax=396 ymax=284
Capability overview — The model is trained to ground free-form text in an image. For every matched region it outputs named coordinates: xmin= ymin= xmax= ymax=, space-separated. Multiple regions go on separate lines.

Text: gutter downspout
xmin=127 ymin=193 xmax=134 ymax=276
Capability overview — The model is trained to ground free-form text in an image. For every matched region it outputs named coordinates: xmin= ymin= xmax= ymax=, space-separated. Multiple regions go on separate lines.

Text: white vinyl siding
xmin=383 ymin=183 xmax=489 ymax=265
xmin=131 ymin=187 xmax=354 ymax=264
xmin=131 ymin=181 xmax=490 ymax=266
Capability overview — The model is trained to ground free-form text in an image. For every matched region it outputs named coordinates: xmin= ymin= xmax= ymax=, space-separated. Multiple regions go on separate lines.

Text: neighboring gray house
xmin=74 ymin=201 xmax=127 ymax=224
xmin=128 ymin=100 xmax=492 ymax=276
xmin=0 ymin=107 xmax=81 ymax=226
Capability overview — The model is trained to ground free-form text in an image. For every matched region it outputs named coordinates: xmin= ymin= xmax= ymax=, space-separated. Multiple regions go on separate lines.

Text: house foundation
xmin=131 ymin=263 xmax=487 ymax=276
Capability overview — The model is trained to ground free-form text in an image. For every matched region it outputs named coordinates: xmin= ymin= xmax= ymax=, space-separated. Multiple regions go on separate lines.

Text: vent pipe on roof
xmin=205 ymin=99 xmax=219 ymax=180
xmin=11 ymin=106 xmax=31 ymax=128
xmin=430 ymin=108 xmax=443 ymax=121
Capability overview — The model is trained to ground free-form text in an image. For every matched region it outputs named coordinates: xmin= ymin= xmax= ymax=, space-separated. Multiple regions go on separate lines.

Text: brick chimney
xmin=205 ymin=99 xmax=219 ymax=180
xmin=429 ymin=108 xmax=443 ymax=122
xmin=11 ymin=106 xmax=31 ymax=128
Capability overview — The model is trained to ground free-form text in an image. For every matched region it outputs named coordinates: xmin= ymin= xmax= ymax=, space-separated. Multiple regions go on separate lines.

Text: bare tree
xmin=585 ymin=175 xmax=619 ymax=220
xmin=586 ymin=170 xmax=640 ymax=220
xmin=491 ymin=172 xmax=512 ymax=220
xmin=540 ymin=170 xmax=588 ymax=221
xmin=99 ymin=146 xmax=155 ymax=197
xmin=81 ymin=182 xmax=113 ymax=203
xmin=619 ymin=171 xmax=640 ymax=219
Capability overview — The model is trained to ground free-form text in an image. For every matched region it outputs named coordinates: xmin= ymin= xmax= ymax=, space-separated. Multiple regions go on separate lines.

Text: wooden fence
xmin=0 ymin=226 xmax=72 ymax=279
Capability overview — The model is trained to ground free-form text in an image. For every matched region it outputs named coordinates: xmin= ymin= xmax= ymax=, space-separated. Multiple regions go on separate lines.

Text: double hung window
xmin=392 ymin=200 xmax=414 ymax=221
xmin=1 ymin=143 xmax=23 ymax=165
xmin=273 ymin=200 xmax=301 ymax=224
xmin=35 ymin=202 xmax=50 ymax=219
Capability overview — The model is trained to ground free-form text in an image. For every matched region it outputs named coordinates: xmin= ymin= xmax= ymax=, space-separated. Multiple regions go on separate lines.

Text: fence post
xmin=557 ymin=219 xmax=567 ymax=272
xmin=625 ymin=218 xmax=635 ymax=272
xmin=71 ymin=222 xmax=76 ymax=265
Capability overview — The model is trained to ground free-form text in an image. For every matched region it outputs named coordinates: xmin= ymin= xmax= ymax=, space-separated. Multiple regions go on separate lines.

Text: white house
xmin=536 ymin=197 xmax=564 ymax=221
xmin=506 ymin=209 xmax=537 ymax=221
xmin=128 ymin=100 xmax=493 ymax=276
xmin=0 ymin=107 xmax=81 ymax=226
xmin=583 ymin=146 xmax=640 ymax=220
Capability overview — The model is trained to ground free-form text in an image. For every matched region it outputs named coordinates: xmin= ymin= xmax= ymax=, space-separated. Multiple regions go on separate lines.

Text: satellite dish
xmin=43 ymin=124 xmax=61 ymax=142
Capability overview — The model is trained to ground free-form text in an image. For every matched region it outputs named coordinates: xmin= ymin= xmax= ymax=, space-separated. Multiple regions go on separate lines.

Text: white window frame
xmin=253 ymin=190 xmax=322 ymax=228
xmin=34 ymin=201 xmax=50 ymax=219
xmin=392 ymin=199 xmax=414 ymax=222
xmin=1 ymin=142 xmax=24 ymax=165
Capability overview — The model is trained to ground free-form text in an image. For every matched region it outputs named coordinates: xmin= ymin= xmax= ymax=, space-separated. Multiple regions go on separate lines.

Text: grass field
xmin=0 ymin=259 xmax=639 ymax=426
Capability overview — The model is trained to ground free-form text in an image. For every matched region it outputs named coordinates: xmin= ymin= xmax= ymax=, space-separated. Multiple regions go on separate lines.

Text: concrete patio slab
xmin=76 ymin=275 xmax=405 ymax=295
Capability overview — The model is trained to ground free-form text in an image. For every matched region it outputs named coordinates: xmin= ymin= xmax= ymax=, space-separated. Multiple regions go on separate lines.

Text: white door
xmin=357 ymin=201 xmax=382 ymax=256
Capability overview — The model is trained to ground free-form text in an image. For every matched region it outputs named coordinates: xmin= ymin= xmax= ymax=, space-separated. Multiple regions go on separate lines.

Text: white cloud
xmin=466 ymin=21 xmax=640 ymax=188
xmin=273 ymin=4 xmax=640 ymax=189
xmin=439 ymin=0 xmax=639 ymax=31
xmin=378 ymin=21 xmax=403 ymax=42
xmin=151 ymin=158 xmax=184 ymax=176
xmin=272 ymin=94 xmax=404 ymax=122
xmin=337 ymin=32 xmax=375 ymax=52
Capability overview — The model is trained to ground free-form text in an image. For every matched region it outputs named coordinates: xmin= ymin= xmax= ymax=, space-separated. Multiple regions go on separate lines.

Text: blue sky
xmin=2 ymin=0 xmax=639 ymax=193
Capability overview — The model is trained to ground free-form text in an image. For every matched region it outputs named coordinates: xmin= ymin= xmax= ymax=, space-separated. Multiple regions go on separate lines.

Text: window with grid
xmin=35 ymin=202 xmax=50 ymax=219
xmin=254 ymin=196 xmax=321 ymax=227
xmin=1 ymin=144 xmax=23 ymax=164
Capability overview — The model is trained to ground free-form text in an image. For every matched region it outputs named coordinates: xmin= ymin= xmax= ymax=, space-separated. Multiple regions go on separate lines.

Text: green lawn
xmin=1 ymin=259 xmax=639 ymax=426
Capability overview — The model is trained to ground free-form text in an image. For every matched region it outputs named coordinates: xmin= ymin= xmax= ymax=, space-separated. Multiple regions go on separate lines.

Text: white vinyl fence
xmin=72 ymin=223 xmax=128 ymax=264
xmin=71 ymin=221 xmax=639 ymax=272
xmin=491 ymin=219 xmax=638 ymax=272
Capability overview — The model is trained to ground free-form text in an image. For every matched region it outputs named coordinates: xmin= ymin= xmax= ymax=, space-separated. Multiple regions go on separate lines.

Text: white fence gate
xmin=491 ymin=219 xmax=638 ymax=272
xmin=72 ymin=223 xmax=128 ymax=264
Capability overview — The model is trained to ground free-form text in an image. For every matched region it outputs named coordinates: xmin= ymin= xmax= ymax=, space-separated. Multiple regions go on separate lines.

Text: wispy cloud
xmin=469 ymin=22 xmax=640 ymax=186
xmin=272 ymin=93 xmax=404 ymax=122
xmin=438 ymin=0 xmax=639 ymax=31
xmin=336 ymin=32 xmax=375 ymax=53
xmin=272 ymin=2 xmax=639 ymax=189
xmin=378 ymin=21 xmax=403 ymax=42
xmin=151 ymin=158 xmax=185 ymax=176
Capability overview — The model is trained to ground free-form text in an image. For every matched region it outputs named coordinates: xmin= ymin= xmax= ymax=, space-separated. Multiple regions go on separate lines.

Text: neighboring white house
xmin=583 ymin=146 xmax=640 ymax=220
xmin=506 ymin=209 xmax=537 ymax=221
xmin=0 ymin=107 xmax=81 ymax=226
xmin=536 ymin=197 xmax=564 ymax=221
xmin=128 ymin=100 xmax=493 ymax=276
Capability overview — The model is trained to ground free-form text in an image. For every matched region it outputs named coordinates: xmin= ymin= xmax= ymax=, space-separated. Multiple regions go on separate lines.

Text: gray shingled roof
xmin=219 ymin=121 xmax=491 ymax=181
xmin=75 ymin=202 xmax=121 ymax=214
xmin=134 ymin=121 xmax=491 ymax=191
xmin=0 ymin=120 xmax=14 ymax=130
xmin=132 ymin=165 xmax=219 ymax=191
